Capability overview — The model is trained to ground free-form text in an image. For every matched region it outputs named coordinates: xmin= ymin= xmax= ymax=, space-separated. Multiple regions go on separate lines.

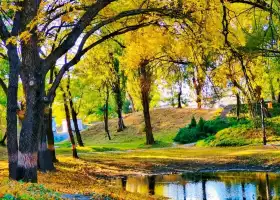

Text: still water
xmin=115 ymin=172 xmax=280 ymax=200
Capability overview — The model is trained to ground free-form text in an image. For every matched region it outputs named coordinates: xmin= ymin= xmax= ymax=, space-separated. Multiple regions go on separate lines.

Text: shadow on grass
xmin=91 ymin=147 xmax=121 ymax=152
xmin=138 ymin=140 xmax=172 ymax=149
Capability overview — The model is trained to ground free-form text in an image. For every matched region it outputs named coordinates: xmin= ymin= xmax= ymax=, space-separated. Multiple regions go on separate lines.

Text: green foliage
xmin=174 ymin=117 xmax=251 ymax=144
xmin=198 ymin=116 xmax=280 ymax=147
xmin=197 ymin=125 xmax=251 ymax=147
xmin=188 ymin=116 xmax=197 ymax=128
xmin=123 ymin=99 xmax=132 ymax=114
xmin=2 ymin=184 xmax=61 ymax=200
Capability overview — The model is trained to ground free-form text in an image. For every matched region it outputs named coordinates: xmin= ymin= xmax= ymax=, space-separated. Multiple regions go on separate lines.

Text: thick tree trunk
xmin=46 ymin=106 xmax=58 ymax=162
xmin=38 ymin=110 xmax=55 ymax=172
xmin=17 ymin=83 xmax=43 ymax=182
xmin=236 ymin=93 xmax=241 ymax=120
xmin=104 ymin=87 xmax=111 ymax=140
xmin=177 ymin=85 xmax=182 ymax=108
xmin=141 ymin=91 xmax=155 ymax=145
xmin=139 ymin=62 xmax=155 ymax=145
xmin=63 ymin=91 xmax=78 ymax=158
xmin=6 ymin=45 xmax=20 ymax=180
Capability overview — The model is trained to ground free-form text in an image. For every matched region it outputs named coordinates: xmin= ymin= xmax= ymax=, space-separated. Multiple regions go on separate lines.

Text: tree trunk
xmin=142 ymin=92 xmax=154 ymax=145
xmin=196 ymin=95 xmax=202 ymax=109
xmin=70 ymin=101 xmax=84 ymax=146
xmin=38 ymin=110 xmax=55 ymax=172
xmin=115 ymin=86 xmax=126 ymax=132
xmin=278 ymin=92 xmax=280 ymax=103
xmin=67 ymin=74 xmax=84 ymax=146
xmin=6 ymin=45 xmax=20 ymax=180
xmin=17 ymin=82 xmax=43 ymax=182
xmin=63 ymin=90 xmax=78 ymax=158
xmin=128 ymin=92 xmax=136 ymax=113
xmin=46 ymin=106 xmax=58 ymax=162
xmin=139 ymin=63 xmax=155 ymax=145
xmin=177 ymin=85 xmax=182 ymax=108
xmin=260 ymin=99 xmax=267 ymax=145
xmin=104 ymin=87 xmax=111 ymax=140
xmin=236 ymin=93 xmax=241 ymax=120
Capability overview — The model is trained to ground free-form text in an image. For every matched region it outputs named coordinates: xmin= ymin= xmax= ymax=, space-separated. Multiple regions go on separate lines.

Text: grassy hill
xmin=58 ymin=108 xmax=218 ymax=152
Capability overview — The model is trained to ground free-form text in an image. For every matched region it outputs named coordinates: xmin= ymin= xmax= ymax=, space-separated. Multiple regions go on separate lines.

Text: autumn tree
xmin=0 ymin=0 xmax=197 ymax=182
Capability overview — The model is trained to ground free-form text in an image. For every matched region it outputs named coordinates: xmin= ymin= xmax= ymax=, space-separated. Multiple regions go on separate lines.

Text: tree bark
xmin=17 ymin=82 xmax=43 ymax=182
xmin=66 ymin=73 xmax=84 ymax=146
xmin=46 ymin=106 xmax=58 ymax=162
xmin=236 ymin=93 xmax=241 ymax=120
xmin=69 ymin=99 xmax=84 ymax=146
xmin=141 ymin=91 xmax=154 ymax=144
xmin=63 ymin=90 xmax=79 ymax=158
xmin=6 ymin=45 xmax=20 ymax=180
xmin=139 ymin=62 xmax=155 ymax=145
xmin=104 ymin=86 xmax=111 ymax=140
xmin=260 ymin=99 xmax=267 ymax=145
xmin=114 ymin=86 xmax=126 ymax=132
xmin=177 ymin=85 xmax=182 ymax=108
xmin=38 ymin=110 xmax=55 ymax=172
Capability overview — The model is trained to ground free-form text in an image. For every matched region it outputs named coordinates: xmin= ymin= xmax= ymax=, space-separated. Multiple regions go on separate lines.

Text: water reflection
xmin=115 ymin=172 xmax=280 ymax=199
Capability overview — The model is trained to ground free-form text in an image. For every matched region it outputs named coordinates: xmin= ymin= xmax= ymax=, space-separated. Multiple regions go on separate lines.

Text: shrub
xmin=197 ymin=124 xmax=252 ymax=147
xmin=188 ymin=116 xmax=197 ymax=129
xmin=173 ymin=127 xmax=198 ymax=144
xmin=174 ymin=117 xmax=251 ymax=144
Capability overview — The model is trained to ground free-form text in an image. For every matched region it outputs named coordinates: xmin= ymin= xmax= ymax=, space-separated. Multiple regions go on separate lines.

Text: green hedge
xmin=173 ymin=117 xmax=250 ymax=144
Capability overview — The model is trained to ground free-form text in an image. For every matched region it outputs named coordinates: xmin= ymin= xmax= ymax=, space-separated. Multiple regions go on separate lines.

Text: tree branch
xmin=47 ymin=22 xmax=157 ymax=102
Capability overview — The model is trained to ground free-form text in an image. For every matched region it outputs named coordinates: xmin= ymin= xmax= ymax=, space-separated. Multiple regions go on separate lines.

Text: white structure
xmin=62 ymin=119 xmax=83 ymax=133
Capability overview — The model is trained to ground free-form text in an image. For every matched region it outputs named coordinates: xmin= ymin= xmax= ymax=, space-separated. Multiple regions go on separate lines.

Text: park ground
xmin=1 ymin=108 xmax=280 ymax=199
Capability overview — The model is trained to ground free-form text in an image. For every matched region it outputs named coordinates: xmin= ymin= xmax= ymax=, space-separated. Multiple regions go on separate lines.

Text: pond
xmin=114 ymin=171 xmax=280 ymax=200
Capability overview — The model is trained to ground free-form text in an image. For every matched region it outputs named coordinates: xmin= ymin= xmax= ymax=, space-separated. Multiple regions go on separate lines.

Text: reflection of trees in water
xmin=148 ymin=175 xmax=156 ymax=195
xmin=241 ymin=182 xmax=245 ymax=200
xmin=202 ymin=179 xmax=207 ymax=200
xmin=117 ymin=172 xmax=280 ymax=199
xmin=265 ymin=173 xmax=271 ymax=200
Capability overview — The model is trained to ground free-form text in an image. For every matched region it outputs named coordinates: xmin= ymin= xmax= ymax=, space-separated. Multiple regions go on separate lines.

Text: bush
xmin=174 ymin=127 xmax=198 ymax=144
xmin=188 ymin=116 xmax=197 ymax=129
xmin=174 ymin=117 xmax=251 ymax=144
xmin=197 ymin=124 xmax=253 ymax=147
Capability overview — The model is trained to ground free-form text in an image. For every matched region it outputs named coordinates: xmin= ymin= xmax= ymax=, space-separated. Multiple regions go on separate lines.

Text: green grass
xmin=56 ymin=108 xmax=217 ymax=153
xmin=56 ymin=129 xmax=177 ymax=153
